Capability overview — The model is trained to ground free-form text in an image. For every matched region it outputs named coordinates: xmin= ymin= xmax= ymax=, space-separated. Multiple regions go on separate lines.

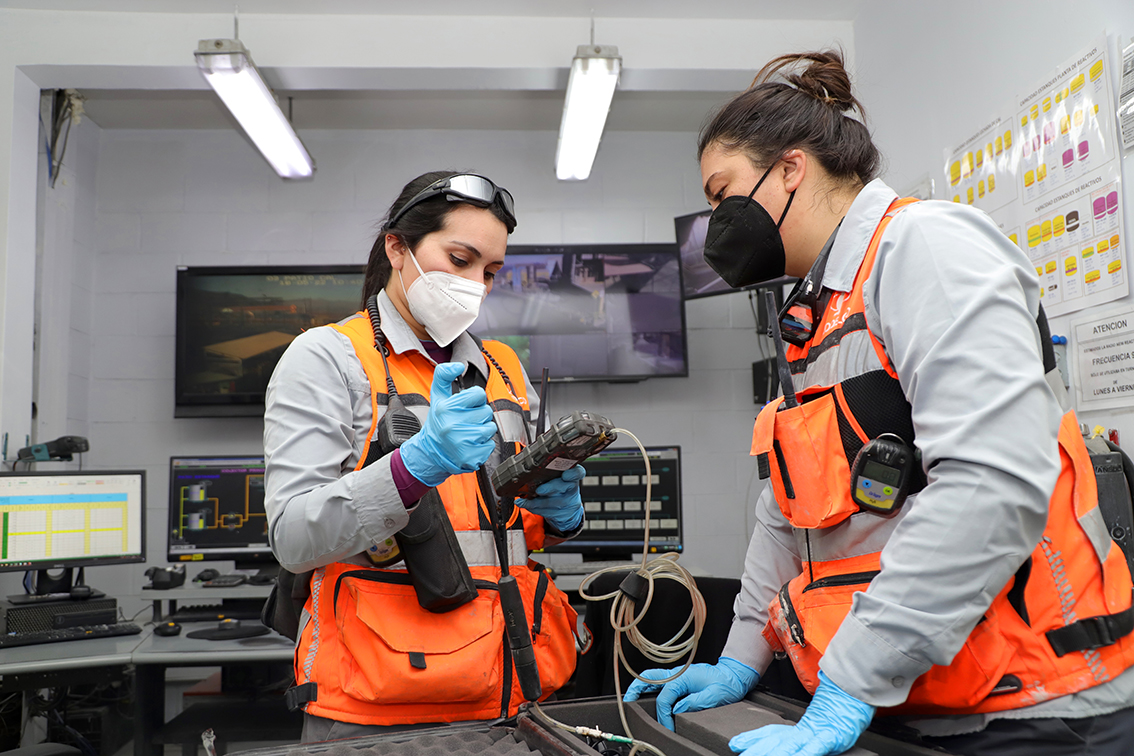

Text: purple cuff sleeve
xmin=391 ymin=448 xmax=431 ymax=507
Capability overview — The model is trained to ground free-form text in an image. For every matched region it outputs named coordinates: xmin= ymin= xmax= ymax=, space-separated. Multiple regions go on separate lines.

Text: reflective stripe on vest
xmin=373 ymin=530 xmax=528 ymax=571
xmin=791 ymin=327 xmax=888 ymax=395
xmin=760 ymin=199 xmax=1134 ymax=716
xmin=292 ymin=316 xmax=578 ymax=726
xmin=794 ymin=506 xmax=907 ymax=563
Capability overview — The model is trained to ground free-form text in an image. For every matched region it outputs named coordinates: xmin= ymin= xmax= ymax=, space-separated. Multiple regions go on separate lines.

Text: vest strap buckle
xmin=1046 ymin=607 xmax=1134 ymax=657
xmin=285 ymin=682 xmax=318 ymax=711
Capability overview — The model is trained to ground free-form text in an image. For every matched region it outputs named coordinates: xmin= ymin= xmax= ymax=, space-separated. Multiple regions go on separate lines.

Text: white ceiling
xmin=1 ymin=0 xmax=862 ymax=21
xmin=78 ymin=88 xmax=738 ymax=132
xmin=16 ymin=1 xmax=863 ymax=132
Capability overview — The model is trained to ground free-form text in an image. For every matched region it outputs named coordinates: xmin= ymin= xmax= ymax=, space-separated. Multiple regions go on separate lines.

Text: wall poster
xmin=943 ymin=35 xmax=1126 ymax=318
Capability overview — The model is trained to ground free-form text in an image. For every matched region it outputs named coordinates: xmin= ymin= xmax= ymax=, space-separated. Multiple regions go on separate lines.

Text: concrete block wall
xmin=4 ymin=126 xmax=773 ymax=615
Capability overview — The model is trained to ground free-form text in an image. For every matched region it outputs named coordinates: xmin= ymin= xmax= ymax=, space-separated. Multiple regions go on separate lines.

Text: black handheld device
xmin=850 ymin=433 xmax=914 ymax=514
xmin=491 ymin=411 xmax=617 ymax=500
xmin=499 ymin=574 xmax=542 ymax=701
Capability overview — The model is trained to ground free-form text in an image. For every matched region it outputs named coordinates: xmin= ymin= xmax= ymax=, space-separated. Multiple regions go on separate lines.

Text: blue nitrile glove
xmin=729 ymin=670 xmax=874 ymax=756
xmin=623 ymin=657 xmax=759 ymax=731
xmin=517 ymin=465 xmax=586 ymax=531
xmin=399 ymin=362 xmax=497 ymax=487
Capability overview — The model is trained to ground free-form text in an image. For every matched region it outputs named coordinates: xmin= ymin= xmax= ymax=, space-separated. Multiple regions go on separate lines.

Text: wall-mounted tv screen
xmin=472 ymin=244 xmax=687 ymax=382
xmin=175 ymin=265 xmax=364 ymax=417
xmin=675 ymin=210 xmax=794 ymax=299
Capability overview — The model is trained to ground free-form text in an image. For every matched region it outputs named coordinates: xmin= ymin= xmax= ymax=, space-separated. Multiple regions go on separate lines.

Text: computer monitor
xmin=541 ymin=446 xmax=682 ymax=558
xmin=167 ymin=456 xmax=275 ymax=572
xmin=175 ymin=265 xmax=365 ymax=418
xmin=472 ymin=244 xmax=688 ymax=382
xmin=0 ymin=470 xmax=146 ymax=593
xmin=675 ymin=210 xmax=795 ymax=299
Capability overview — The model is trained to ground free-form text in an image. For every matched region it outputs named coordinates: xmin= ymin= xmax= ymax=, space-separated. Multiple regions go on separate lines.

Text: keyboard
xmin=0 ymin=622 xmax=142 ymax=648
xmin=203 ymin=574 xmax=247 ymax=588
xmin=169 ymin=604 xmax=263 ymax=622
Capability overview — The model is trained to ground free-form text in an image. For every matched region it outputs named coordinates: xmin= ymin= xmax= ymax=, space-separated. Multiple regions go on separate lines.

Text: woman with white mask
xmin=264 ymin=171 xmax=585 ymax=742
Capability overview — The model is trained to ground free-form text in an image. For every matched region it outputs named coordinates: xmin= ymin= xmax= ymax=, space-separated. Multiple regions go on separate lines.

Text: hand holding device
xmin=400 ymin=362 xmax=498 ymax=487
xmin=491 ymin=411 xmax=616 ymax=500
xmin=623 ymin=657 xmax=759 ymax=731
xmin=516 ymin=465 xmax=586 ymax=531
xmin=728 ymin=670 xmax=874 ymax=756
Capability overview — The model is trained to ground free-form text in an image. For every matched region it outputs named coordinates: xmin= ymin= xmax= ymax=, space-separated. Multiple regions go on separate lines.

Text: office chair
xmin=572 ymin=570 xmax=810 ymax=702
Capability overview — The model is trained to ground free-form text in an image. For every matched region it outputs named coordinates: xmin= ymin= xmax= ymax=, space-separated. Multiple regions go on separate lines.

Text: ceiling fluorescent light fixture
xmin=195 ymin=39 xmax=315 ymax=179
xmin=555 ymin=45 xmax=621 ymax=181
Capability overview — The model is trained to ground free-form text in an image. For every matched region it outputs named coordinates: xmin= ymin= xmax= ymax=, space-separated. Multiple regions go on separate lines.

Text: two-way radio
xmin=363 ymin=296 xmax=478 ymax=612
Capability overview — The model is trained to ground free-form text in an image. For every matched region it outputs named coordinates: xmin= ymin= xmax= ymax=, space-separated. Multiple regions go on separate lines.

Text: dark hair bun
xmin=753 ymin=50 xmax=861 ymax=116
xmin=699 ymin=47 xmax=881 ymax=186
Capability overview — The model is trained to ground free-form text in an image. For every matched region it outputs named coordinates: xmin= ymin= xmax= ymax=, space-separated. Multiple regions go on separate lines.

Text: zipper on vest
xmin=500 ymin=608 xmax=513 ymax=718
xmin=801 ymin=571 xmax=880 ymax=593
xmin=531 ymin=569 xmax=549 ymax=639
xmin=332 ymin=568 xmax=498 ymax=608
xmin=778 ymin=583 xmax=806 ymax=646
xmin=772 ymin=439 xmax=796 ymax=499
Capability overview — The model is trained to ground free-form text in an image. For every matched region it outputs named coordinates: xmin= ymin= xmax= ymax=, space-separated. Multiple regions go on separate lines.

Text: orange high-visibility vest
xmin=753 ymin=199 xmax=1134 ymax=715
xmin=293 ymin=313 xmax=578 ymax=726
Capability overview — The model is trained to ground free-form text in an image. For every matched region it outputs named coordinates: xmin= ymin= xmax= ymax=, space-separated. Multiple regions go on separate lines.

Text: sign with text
xmin=1073 ymin=306 xmax=1134 ymax=410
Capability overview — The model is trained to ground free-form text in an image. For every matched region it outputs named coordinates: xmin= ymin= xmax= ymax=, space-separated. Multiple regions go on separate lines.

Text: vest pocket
xmin=903 ymin=609 xmax=1014 ymax=710
xmin=335 ymin=575 xmax=504 ymax=705
xmin=528 ymin=569 xmax=580 ymax=699
xmin=752 ymin=393 xmax=861 ymax=528
xmin=772 ymin=570 xmax=1014 ymax=711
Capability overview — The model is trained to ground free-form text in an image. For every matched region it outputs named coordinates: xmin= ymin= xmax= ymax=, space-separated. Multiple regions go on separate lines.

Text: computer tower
xmin=0 ymin=597 xmax=118 ymax=633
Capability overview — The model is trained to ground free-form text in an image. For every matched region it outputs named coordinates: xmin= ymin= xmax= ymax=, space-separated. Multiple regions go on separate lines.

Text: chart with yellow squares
xmin=942 ymin=35 xmax=1125 ymax=318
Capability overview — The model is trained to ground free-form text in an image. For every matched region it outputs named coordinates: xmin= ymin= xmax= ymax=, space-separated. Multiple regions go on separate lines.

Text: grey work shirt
xmin=721 ymin=179 xmax=1134 ymax=734
xmin=262 ymin=290 xmax=542 ymax=574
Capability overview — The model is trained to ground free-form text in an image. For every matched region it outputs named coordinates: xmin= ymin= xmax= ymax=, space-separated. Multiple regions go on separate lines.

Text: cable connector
xmin=618 ymin=570 xmax=650 ymax=607
xmin=573 ymin=725 xmax=635 ymax=744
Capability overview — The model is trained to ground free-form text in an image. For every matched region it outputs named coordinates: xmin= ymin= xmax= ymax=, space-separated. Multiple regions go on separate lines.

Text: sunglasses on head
xmin=389 ymin=174 xmax=517 ymax=230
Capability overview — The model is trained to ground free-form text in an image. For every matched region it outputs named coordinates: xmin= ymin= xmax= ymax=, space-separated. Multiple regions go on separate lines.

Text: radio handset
xmin=364 ymin=296 xmax=478 ymax=613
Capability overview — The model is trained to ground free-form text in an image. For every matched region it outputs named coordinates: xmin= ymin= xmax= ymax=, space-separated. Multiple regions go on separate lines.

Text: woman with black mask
xmin=625 ymin=51 xmax=1134 ymax=756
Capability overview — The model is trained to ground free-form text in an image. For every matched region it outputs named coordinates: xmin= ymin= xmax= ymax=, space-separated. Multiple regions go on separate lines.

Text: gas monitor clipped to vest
xmin=850 ymin=433 xmax=915 ymax=514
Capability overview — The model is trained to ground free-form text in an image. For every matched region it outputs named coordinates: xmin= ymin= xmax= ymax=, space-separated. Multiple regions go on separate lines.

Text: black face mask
xmin=703 ymin=162 xmax=796 ymax=288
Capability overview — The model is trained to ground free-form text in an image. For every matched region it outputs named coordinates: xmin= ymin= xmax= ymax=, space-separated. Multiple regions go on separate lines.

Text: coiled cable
xmin=534 ymin=428 xmax=706 ymax=756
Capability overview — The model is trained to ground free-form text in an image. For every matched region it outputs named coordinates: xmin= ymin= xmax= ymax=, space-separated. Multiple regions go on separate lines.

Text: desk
xmin=0 ymin=622 xmax=295 ymax=756
xmin=0 ymin=633 xmax=141 ymax=695
xmin=142 ymin=584 xmax=273 ymax=623
xmin=132 ymin=625 xmax=295 ymax=756
xmin=0 ymin=631 xmax=144 ymax=751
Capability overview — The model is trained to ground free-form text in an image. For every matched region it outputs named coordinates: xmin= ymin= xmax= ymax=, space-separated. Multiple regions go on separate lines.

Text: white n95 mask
xmin=400 ymin=247 xmax=487 ymax=347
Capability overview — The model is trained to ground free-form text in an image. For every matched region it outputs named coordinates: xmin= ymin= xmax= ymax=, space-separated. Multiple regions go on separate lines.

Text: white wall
xmin=0 ymin=125 xmax=773 ymax=614
xmin=855 ymin=0 xmax=1134 ymax=449
xmin=0 ymin=7 xmax=854 ymax=453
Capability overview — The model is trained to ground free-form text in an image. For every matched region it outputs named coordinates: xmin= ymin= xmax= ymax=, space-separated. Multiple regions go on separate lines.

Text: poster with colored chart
xmin=943 ymin=114 xmax=1019 ymax=215
xmin=944 ymin=35 xmax=1125 ymax=319
xmin=1015 ymin=37 xmax=1125 ymax=317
